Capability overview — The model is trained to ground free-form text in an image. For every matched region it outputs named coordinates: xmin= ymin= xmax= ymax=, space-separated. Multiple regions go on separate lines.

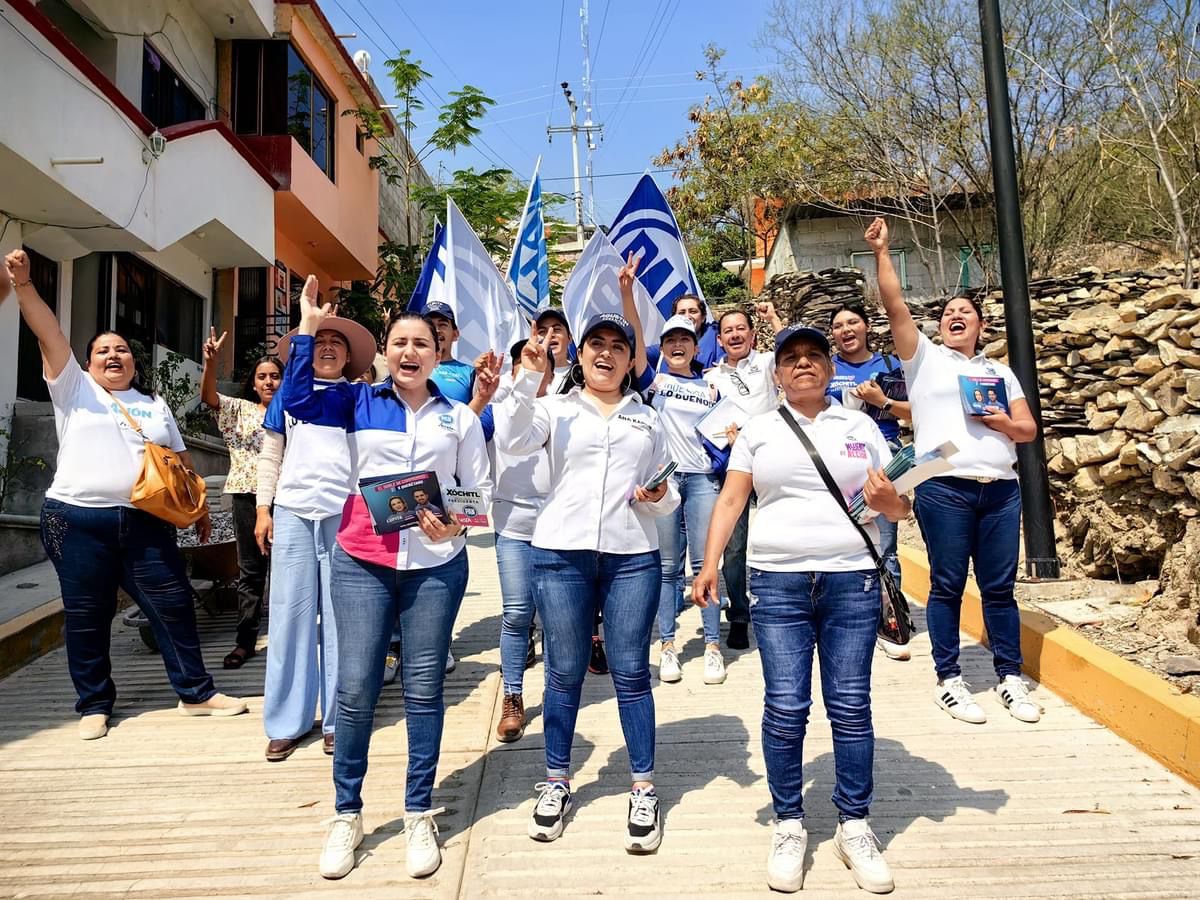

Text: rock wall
xmin=758 ymin=262 xmax=1200 ymax=636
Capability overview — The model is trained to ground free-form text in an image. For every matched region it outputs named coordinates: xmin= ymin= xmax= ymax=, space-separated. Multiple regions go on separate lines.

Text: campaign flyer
xmin=359 ymin=471 xmax=450 ymax=534
xmin=958 ymin=375 xmax=1008 ymax=416
xmin=444 ymin=487 xmax=490 ymax=527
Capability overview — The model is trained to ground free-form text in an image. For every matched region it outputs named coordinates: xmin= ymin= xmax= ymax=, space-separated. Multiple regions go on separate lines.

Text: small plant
xmin=129 ymin=340 xmax=208 ymax=437
xmin=0 ymin=415 xmax=48 ymax=512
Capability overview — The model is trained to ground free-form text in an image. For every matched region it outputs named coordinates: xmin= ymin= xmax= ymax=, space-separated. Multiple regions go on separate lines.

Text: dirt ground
xmin=898 ymin=518 xmax=1200 ymax=695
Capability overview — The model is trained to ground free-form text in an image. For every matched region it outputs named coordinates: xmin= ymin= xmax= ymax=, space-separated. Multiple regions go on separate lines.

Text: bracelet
xmin=13 ymin=279 xmax=32 ymax=288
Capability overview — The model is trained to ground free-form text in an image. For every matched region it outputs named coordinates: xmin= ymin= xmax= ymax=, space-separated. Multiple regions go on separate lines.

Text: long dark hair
xmin=241 ymin=356 xmax=284 ymax=401
xmin=85 ymin=331 xmax=153 ymax=396
xmin=829 ymin=301 xmax=873 ymax=352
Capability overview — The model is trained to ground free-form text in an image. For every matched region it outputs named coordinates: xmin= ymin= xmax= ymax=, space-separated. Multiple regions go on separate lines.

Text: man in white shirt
xmin=703 ymin=306 xmax=784 ymax=650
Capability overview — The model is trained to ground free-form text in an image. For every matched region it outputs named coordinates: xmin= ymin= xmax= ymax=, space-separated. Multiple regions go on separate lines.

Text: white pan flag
xmin=561 ymin=230 xmax=660 ymax=348
xmin=444 ymin=197 xmax=522 ymax=362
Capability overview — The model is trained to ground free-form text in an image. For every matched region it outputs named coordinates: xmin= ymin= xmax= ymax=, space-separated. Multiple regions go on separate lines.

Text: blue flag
xmin=407 ymin=222 xmax=448 ymax=313
xmin=608 ymin=173 xmax=707 ymax=326
xmin=506 ymin=162 xmax=550 ymax=319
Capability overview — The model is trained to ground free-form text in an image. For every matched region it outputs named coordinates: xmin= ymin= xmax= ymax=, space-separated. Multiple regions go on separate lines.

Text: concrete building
xmin=762 ymin=199 xmax=995 ymax=303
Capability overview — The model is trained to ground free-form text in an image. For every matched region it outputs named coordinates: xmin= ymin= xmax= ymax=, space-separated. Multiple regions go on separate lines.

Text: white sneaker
xmin=703 ymin=647 xmax=727 ymax=684
xmin=832 ymin=818 xmax=894 ymax=894
xmin=766 ymin=819 xmax=807 ymax=892
xmin=625 ymin=786 xmax=661 ymax=853
xmin=79 ymin=713 xmax=109 ymax=740
xmin=876 ymin=636 xmax=911 ymax=661
xmin=934 ymin=676 xmax=987 ymax=724
xmin=659 ymin=646 xmax=682 ymax=683
xmin=529 ymin=781 xmax=573 ymax=841
xmin=319 ymin=812 xmax=363 ymax=879
xmin=404 ymin=807 xmax=444 ymax=878
xmin=996 ymin=675 xmax=1041 ymax=723
xmin=444 ymin=650 xmax=456 ymax=674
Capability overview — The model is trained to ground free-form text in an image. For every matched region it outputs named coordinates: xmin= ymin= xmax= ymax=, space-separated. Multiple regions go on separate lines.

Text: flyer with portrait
xmin=443 ymin=487 xmax=490 ymax=527
xmin=358 ymin=471 xmax=450 ymax=534
xmin=958 ymin=375 xmax=1008 ymax=416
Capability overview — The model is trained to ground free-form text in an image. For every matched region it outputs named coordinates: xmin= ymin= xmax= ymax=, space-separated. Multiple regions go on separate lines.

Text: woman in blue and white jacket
xmin=495 ymin=309 xmax=678 ymax=854
xmin=280 ymin=278 xmax=492 ymax=883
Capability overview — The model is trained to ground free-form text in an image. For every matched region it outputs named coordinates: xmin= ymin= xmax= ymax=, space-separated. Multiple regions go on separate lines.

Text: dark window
xmin=234 ymin=267 xmax=268 ymax=374
xmin=16 ymin=247 xmax=58 ymax=401
xmin=141 ymin=41 xmax=205 ymax=128
xmin=115 ymin=254 xmax=205 ymax=362
xmin=355 ymin=127 xmax=366 ymax=154
xmin=289 ymin=271 xmax=304 ymax=330
xmin=232 ymin=40 xmax=335 ymax=181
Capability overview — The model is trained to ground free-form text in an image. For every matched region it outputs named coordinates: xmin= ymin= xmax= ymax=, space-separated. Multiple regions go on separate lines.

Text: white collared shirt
xmin=705 ymin=348 xmax=779 ymax=417
xmin=494 ymin=368 xmax=680 ymax=553
xmin=901 ymin=333 xmax=1026 ymax=480
xmin=729 ymin=402 xmax=892 ymax=572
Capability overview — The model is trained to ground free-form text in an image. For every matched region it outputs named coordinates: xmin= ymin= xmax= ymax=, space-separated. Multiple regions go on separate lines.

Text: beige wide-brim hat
xmin=276 ymin=317 xmax=378 ymax=381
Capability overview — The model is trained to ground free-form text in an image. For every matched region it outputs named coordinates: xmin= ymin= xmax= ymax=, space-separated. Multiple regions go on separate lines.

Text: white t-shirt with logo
xmin=901 ymin=333 xmax=1026 ymax=480
xmin=705 ymin=348 xmax=779 ymax=417
xmin=729 ymin=403 xmax=892 ymax=572
xmin=646 ymin=371 xmax=720 ymax=474
xmin=263 ymin=380 xmax=353 ymax=521
xmin=45 ymin=357 xmax=187 ymax=508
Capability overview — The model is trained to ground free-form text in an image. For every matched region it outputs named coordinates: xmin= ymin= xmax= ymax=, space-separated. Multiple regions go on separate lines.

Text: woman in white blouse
xmin=3 ymin=250 xmax=246 ymax=742
xmin=694 ymin=324 xmax=908 ymax=894
xmin=495 ymin=312 xmax=679 ymax=854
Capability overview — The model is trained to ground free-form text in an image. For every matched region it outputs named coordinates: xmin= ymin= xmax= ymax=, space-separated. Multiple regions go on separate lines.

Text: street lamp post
xmin=978 ymin=0 xmax=1061 ymax=579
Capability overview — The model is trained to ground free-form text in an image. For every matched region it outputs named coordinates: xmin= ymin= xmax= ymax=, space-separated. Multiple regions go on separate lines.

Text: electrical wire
xmin=591 ymin=0 xmax=611 ymax=76
xmin=0 ymin=158 xmax=155 ymax=235
xmin=548 ymin=0 xmax=566 ymax=125
xmin=608 ymin=0 xmax=684 ymax=135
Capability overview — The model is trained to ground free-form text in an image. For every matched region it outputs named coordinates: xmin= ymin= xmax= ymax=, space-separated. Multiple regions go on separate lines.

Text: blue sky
xmin=322 ymin=0 xmax=772 ymax=226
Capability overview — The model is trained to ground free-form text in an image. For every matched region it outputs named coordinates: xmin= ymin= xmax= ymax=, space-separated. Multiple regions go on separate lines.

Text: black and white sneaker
xmin=624 ymin=786 xmax=661 ymax=853
xmin=528 ymin=781 xmax=573 ymax=842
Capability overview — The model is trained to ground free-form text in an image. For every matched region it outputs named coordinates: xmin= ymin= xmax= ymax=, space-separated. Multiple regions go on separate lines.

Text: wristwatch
xmin=882 ymin=399 xmax=894 ymax=412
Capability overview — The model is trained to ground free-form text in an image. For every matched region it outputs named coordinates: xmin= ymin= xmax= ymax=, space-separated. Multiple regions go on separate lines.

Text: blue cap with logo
xmin=423 ymin=300 xmax=456 ymax=325
xmin=773 ymin=324 xmax=831 ymax=358
xmin=535 ymin=306 xmax=571 ymax=333
xmin=580 ymin=312 xmax=637 ymax=351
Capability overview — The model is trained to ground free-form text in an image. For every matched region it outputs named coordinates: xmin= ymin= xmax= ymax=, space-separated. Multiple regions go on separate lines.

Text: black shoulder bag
xmin=775 ymin=408 xmax=914 ymax=646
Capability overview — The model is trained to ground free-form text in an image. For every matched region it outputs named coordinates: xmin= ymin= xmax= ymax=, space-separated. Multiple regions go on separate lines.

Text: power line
xmin=602 ymin=0 xmax=670 ymax=129
xmin=591 ymin=0 xmax=611 ymax=75
xmin=548 ymin=0 xmax=566 ymax=126
xmin=541 ymin=167 xmax=678 ymax=183
xmin=609 ymin=0 xmax=683 ymax=135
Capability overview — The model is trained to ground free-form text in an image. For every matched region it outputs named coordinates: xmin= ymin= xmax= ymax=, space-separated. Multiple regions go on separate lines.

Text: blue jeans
xmin=655 ymin=471 xmax=722 ymax=645
xmin=330 ymin=545 xmax=468 ymax=814
xmin=914 ymin=476 xmax=1023 ymax=681
xmin=530 ymin=547 xmax=660 ymax=781
xmin=263 ymin=508 xmax=340 ymax=740
xmin=496 ymin=534 xmax=535 ymax=695
xmin=722 ymin=492 xmax=751 ymax=625
xmin=40 ymin=499 xmax=217 ymax=715
xmin=749 ymin=567 xmax=878 ymax=821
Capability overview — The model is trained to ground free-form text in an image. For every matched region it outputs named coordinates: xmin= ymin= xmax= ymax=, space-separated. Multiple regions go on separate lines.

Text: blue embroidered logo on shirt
xmin=438 ymin=413 xmax=455 ymax=430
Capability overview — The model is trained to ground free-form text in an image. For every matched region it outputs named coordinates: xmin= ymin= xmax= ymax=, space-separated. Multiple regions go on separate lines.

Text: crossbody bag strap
xmin=775 ymin=407 xmax=886 ymax=571
xmin=109 ymin=395 xmax=148 ymax=441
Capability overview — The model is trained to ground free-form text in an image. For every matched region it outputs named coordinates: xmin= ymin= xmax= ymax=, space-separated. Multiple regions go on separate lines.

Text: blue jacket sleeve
xmin=279 ymin=335 xmax=354 ymax=427
xmin=701 ymin=435 xmax=730 ymax=474
xmin=478 ymin=404 xmax=496 ymax=443
xmin=262 ymin=391 xmax=286 ymax=434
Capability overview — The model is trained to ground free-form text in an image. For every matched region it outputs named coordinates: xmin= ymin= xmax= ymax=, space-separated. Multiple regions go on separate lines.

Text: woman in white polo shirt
xmin=693 ymin=323 xmax=908 ymax=895
xmin=495 ymin=312 xmax=678 ymax=854
xmin=253 ymin=314 xmax=375 ymax=764
xmin=865 ymin=218 xmax=1041 ymax=726
xmin=3 ymin=249 xmax=246 ymax=742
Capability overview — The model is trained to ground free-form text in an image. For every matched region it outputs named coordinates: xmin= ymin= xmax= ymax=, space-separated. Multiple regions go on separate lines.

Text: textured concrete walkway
xmin=2 ymin=533 xmax=1199 ymax=899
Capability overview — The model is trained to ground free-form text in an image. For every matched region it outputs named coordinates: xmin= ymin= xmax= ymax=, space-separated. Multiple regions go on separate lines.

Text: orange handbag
xmin=113 ymin=399 xmax=208 ymax=528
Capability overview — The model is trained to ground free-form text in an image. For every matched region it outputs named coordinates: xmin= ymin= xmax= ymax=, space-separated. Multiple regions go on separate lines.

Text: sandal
xmin=223 ymin=646 xmax=255 ymax=669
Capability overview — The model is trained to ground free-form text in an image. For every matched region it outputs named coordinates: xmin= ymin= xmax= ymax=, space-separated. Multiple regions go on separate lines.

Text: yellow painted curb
xmin=900 ymin=544 xmax=1200 ymax=787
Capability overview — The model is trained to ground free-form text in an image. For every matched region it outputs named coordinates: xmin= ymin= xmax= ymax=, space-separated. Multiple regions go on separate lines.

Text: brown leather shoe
xmin=265 ymin=736 xmax=303 ymax=762
xmin=496 ymin=693 xmax=526 ymax=743
xmin=323 ymin=733 xmax=335 ymax=756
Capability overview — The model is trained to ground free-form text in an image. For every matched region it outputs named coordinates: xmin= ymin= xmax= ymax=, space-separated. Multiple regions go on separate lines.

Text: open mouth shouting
xmin=395 ymin=360 xmax=422 ymax=376
xmin=104 ymin=359 xmax=125 ymax=372
xmin=947 ymin=320 xmax=968 ymax=336
xmin=593 ymin=358 xmax=616 ymax=375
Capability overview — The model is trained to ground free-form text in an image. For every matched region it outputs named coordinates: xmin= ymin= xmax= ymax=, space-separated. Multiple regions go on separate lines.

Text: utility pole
xmin=978 ymin=0 xmax=1061 ymax=580
xmin=580 ymin=0 xmax=601 ymax=225
xmin=547 ymin=81 xmax=602 ymax=249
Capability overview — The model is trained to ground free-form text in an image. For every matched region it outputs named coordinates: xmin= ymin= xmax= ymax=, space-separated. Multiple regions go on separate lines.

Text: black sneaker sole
xmin=528 ymin=797 xmax=572 ymax=841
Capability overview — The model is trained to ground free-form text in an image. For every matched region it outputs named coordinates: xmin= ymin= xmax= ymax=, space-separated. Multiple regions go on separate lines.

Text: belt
xmin=956 ymin=475 xmax=997 ymax=484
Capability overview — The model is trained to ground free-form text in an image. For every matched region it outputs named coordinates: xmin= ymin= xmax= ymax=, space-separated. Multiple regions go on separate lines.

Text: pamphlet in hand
xmin=444 ymin=487 xmax=490 ymax=527
xmin=958 ymin=375 xmax=1008 ymax=416
xmin=848 ymin=441 xmax=958 ymax=523
xmin=695 ymin=397 xmax=747 ymax=450
xmin=359 ymin=471 xmax=450 ymax=534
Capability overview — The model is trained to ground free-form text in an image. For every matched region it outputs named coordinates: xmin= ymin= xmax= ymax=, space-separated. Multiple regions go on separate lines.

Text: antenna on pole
xmin=579 ymin=0 xmax=601 ymax=225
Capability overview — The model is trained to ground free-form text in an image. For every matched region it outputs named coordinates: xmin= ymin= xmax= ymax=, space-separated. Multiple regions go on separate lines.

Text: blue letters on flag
xmin=608 ymin=173 xmax=707 ymax=324
xmin=506 ymin=165 xmax=550 ymax=319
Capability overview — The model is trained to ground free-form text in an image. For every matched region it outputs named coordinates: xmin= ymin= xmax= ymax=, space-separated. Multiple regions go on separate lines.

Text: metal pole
xmin=566 ymin=89 xmax=585 ymax=248
xmin=580 ymin=0 xmax=597 ymax=224
xmin=978 ymin=0 xmax=1061 ymax=579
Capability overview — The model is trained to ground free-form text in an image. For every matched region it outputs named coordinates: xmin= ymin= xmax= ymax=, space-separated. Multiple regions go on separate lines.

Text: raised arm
xmin=493 ymin=335 xmax=553 ymax=457
xmin=618 ymin=252 xmax=648 ymax=377
xmin=200 ymin=327 xmax=226 ymax=410
xmin=864 ymin=218 xmax=919 ymax=361
xmin=755 ymin=300 xmax=785 ymax=336
xmin=4 ymin=250 xmax=71 ymax=379
xmin=280 ymin=275 xmax=353 ymax=425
